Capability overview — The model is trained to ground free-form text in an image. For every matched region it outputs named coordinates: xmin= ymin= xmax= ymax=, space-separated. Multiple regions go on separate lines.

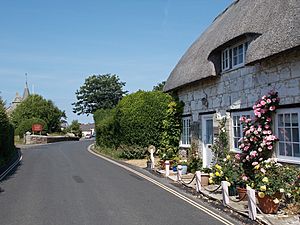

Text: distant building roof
xmin=80 ymin=123 xmax=95 ymax=132
xmin=164 ymin=0 xmax=300 ymax=92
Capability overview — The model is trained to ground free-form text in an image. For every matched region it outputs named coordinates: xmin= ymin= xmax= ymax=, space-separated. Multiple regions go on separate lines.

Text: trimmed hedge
xmin=94 ymin=108 xmax=120 ymax=148
xmin=15 ymin=118 xmax=47 ymax=138
xmin=0 ymin=99 xmax=15 ymax=166
xmin=116 ymin=90 xmax=172 ymax=148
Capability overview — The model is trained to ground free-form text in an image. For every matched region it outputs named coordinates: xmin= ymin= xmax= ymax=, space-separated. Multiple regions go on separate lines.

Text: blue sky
xmin=0 ymin=0 xmax=232 ymax=124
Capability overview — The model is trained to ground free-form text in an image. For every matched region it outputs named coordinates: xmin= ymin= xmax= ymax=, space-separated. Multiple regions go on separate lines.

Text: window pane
xmin=291 ymin=113 xmax=298 ymax=126
xmin=278 ymin=114 xmax=284 ymax=127
xmin=206 ymin=119 xmax=213 ymax=144
xmin=234 ymin=138 xmax=239 ymax=149
xmin=285 ymin=128 xmax=292 ymax=142
xmin=286 ymin=143 xmax=293 ymax=156
xmin=278 ymin=128 xmax=285 ymax=141
xmin=293 ymin=144 xmax=300 ymax=157
xmin=238 ymin=44 xmax=243 ymax=54
xmin=285 ymin=114 xmax=291 ymax=127
xmin=238 ymin=53 xmax=243 ymax=64
xmin=279 ymin=142 xmax=285 ymax=156
xmin=292 ymin=128 xmax=299 ymax=142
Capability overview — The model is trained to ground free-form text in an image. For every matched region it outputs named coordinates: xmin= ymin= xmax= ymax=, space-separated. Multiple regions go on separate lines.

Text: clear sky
xmin=0 ymin=0 xmax=233 ymax=124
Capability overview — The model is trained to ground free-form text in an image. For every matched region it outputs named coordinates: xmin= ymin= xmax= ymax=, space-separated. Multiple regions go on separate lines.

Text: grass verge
xmin=92 ymin=145 xmax=121 ymax=160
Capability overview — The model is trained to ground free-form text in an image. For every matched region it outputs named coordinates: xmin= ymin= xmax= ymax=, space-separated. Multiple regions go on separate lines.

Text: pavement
xmin=0 ymin=140 xmax=241 ymax=225
xmin=153 ymin=170 xmax=300 ymax=225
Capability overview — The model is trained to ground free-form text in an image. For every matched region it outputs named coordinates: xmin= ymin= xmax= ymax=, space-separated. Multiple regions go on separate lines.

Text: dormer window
xmin=221 ymin=41 xmax=248 ymax=72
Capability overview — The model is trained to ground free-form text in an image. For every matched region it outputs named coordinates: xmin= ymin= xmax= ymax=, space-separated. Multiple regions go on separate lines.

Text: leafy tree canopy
xmin=152 ymin=81 xmax=166 ymax=92
xmin=66 ymin=120 xmax=82 ymax=137
xmin=10 ymin=94 xmax=66 ymax=133
xmin=72 ymin=74 xmax=127 ymax=115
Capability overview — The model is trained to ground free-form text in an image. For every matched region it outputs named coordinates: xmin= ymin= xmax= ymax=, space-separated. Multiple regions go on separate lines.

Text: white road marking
xmin=88 ymin=145 xmax=236 ymax=225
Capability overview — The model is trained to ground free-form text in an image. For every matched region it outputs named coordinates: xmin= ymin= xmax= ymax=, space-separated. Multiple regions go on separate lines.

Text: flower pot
xmin=257 ymin=193 xmax=282 ymax=214
xmin=237 ymin=187 xmax=248 ymax=201
xmin=200 ymin=173 xmax=209 ymax=186
xmin=181 ymin=165 xmax=188 ymax=175
xmin=229 ymin=185 xmax=237 ymax=196
xmin=172 ymin=166 xmax=177 ymax=172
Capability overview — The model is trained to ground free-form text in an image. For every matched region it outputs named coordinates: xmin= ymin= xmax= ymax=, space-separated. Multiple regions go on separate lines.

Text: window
xmin=276 ymin=108 xmax=300 ymax=163
xmin=221 ymin=41 xmax=248 ymax=72
xmin=231 ymin=112 xmax=252 ymax=150
xmin=180 ymin=117 xmax=191 ymax=147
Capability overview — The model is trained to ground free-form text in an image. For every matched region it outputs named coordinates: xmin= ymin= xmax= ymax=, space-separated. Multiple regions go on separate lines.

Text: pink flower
xmin=260 ymin=168 xmax=266 ymax=174
xmin=268 ymin=145 xmax=273 ymax=150
xmin=268 ymin=130 xmax=272 ymax=134
xmin=244 ymin=146 xmax=250 ymax=151
xmin=265 ymin=125 xmax=270 ymax=129
xmin=266 ymin=117 xmax=272 ymax=122
xmin=257 ymin=104 xmax=262 ymax=108
xmin=260 ymin=100 xmax=266 ymax=106
xmin=235 ymin=154 xmax=241 ymax=160
xmin=267 ymin=99 xmax=271 ymax=103
xmin=242 ymin=175 xmax=248 ymax=181
xmin=269 ymin=106 xmax=276 ymax=111
xmin=272 ymin=98 xmax=277 ymax=102
xmin=252 ymin=161 xmax=258 ymax=166
xmin=257 ymin=127 xmax=262 ymax=132
xmin=250 ymin=151 xmax=258 ymax=157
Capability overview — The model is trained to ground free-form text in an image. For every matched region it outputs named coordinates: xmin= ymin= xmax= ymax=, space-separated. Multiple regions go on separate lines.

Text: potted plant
xmin=200 ymin=167 xmax=211 ymax=186
xmin=251 ymin=158 xmax=300 ymax=214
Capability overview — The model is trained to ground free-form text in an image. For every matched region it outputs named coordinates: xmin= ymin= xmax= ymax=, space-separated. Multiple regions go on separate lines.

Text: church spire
xmin=23 ymin=73 xmax=30 ymax=99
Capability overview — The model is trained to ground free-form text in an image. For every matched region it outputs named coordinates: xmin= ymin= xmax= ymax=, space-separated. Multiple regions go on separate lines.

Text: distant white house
xmin=80 ymin=123 xmax=95 ymax=137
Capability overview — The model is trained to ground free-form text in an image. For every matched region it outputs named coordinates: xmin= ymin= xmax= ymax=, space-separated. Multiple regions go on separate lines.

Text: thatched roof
xmin=164 ymin=0 xmax=300 ymax=92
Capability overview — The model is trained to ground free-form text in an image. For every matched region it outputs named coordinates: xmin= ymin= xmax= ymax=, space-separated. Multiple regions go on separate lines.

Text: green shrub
xmin=94 ymin=108 xmax=120 ymax=148
xmin=0 ymin=98 xmax=15 ymax=166
xmin=15 ymin=118 xmax=47 ymax=138
xmin=118 ymin=145 xmax=147 ymax=159
xmin=116 ymin=90 xmax=172 ymax=148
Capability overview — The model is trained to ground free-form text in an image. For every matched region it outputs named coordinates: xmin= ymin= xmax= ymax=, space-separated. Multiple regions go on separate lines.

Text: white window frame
xmin=231 ymin=111 xmax=253 ymax=151
xmin=180 ymin=117 xmax=191 ymax=148
xmin=275 ymin=108 xmax=300 ymax=164
xmin=221 ymin=41 xmax=248 ymax=72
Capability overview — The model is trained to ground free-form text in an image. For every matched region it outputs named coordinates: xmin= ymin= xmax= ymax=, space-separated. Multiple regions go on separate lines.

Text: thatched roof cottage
xmin=164 ymin=0 xmax=300 ymax=166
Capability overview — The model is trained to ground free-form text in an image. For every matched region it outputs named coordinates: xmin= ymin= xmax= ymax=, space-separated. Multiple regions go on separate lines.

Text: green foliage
xmin=116 ymin=90 xmax=173 ymax=148
xmin=66 ymin=120 xmax=82 ymax=137
xmin=211 ymin=117 xmax=229 ymax=164
xmin=73 ymin=74 xmax=127 ymax=115
xmin=15 ymin=118 xmax=47 ymax=138
xmin=188 ymin=156 xmax=203 ymax=173
xmin=0 ymin=97 xmax=15 ymax=166
xmin=152 ymin=81 xmax=166 ymax=91
xmin=118 ymin=145 xmax=146 ymax=159
xmin=10 ymin=94 xmax=65 ymax=133
xmin=160 ymin=99 xmax=184 ymax=159
xmin=94 ymin=109 xmax=119 ymax=148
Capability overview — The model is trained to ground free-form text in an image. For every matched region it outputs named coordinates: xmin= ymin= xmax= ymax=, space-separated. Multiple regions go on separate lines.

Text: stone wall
xmin=25 ymin=135 xmax=80 ymax=145
xmin=177 ymin=49 xmax=300 ymax=155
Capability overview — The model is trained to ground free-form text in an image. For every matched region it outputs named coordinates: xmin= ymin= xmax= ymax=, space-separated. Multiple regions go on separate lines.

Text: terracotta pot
xmin=200 ymin=173 xmax=210 ymax=186
xmin=236 ymin=187 xmax=248 ymax=201
xmin=257 ymin=193 xmax=282 ymax=214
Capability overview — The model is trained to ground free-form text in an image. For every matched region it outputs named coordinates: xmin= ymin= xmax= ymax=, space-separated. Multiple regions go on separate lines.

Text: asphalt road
xmin=0 ymin=140 xmax=239 ymax=225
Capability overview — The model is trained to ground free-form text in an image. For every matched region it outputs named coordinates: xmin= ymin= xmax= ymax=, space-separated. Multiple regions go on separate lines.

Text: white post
xmin=165 ymin=160 xmax=170 ymax=177
xmin=150 ymin=149 xmax=155 ymax=170
xmin=195 ymin=171 xmax=202 ymax=192
xmin=247 ymin=188 xmax=257 ymax=220
xmin=177 ymin=164 xmax=182 ymax=181
xmin=221 ymin=181 xmax=230 ymax=206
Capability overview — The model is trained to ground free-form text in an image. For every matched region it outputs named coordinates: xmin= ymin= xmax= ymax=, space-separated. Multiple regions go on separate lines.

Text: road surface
xmin=0 ymin=140 xmax=239 ymax=225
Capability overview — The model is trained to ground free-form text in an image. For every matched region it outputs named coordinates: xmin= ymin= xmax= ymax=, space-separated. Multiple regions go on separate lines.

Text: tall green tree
xmin=66 ymin=120 xmax=82 ymax=137
xmin=152 ymin=81 xmax=166 ymax=92
xmin=10 ymin=94 xmax=66 ymax=133
xmin=72 ymin=74 xmax=127 ymax=115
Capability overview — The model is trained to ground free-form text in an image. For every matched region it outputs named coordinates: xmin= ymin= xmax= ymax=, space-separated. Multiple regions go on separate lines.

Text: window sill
xmin=179 ymin=144 xmax=191 ymax=148
xmin=230 ymin=148 xmax=242 ymax=154
xmin=221 ymin=64 xmax=245 ymax=74
xmin=277 ymin=158 xmax=300 ymax=165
